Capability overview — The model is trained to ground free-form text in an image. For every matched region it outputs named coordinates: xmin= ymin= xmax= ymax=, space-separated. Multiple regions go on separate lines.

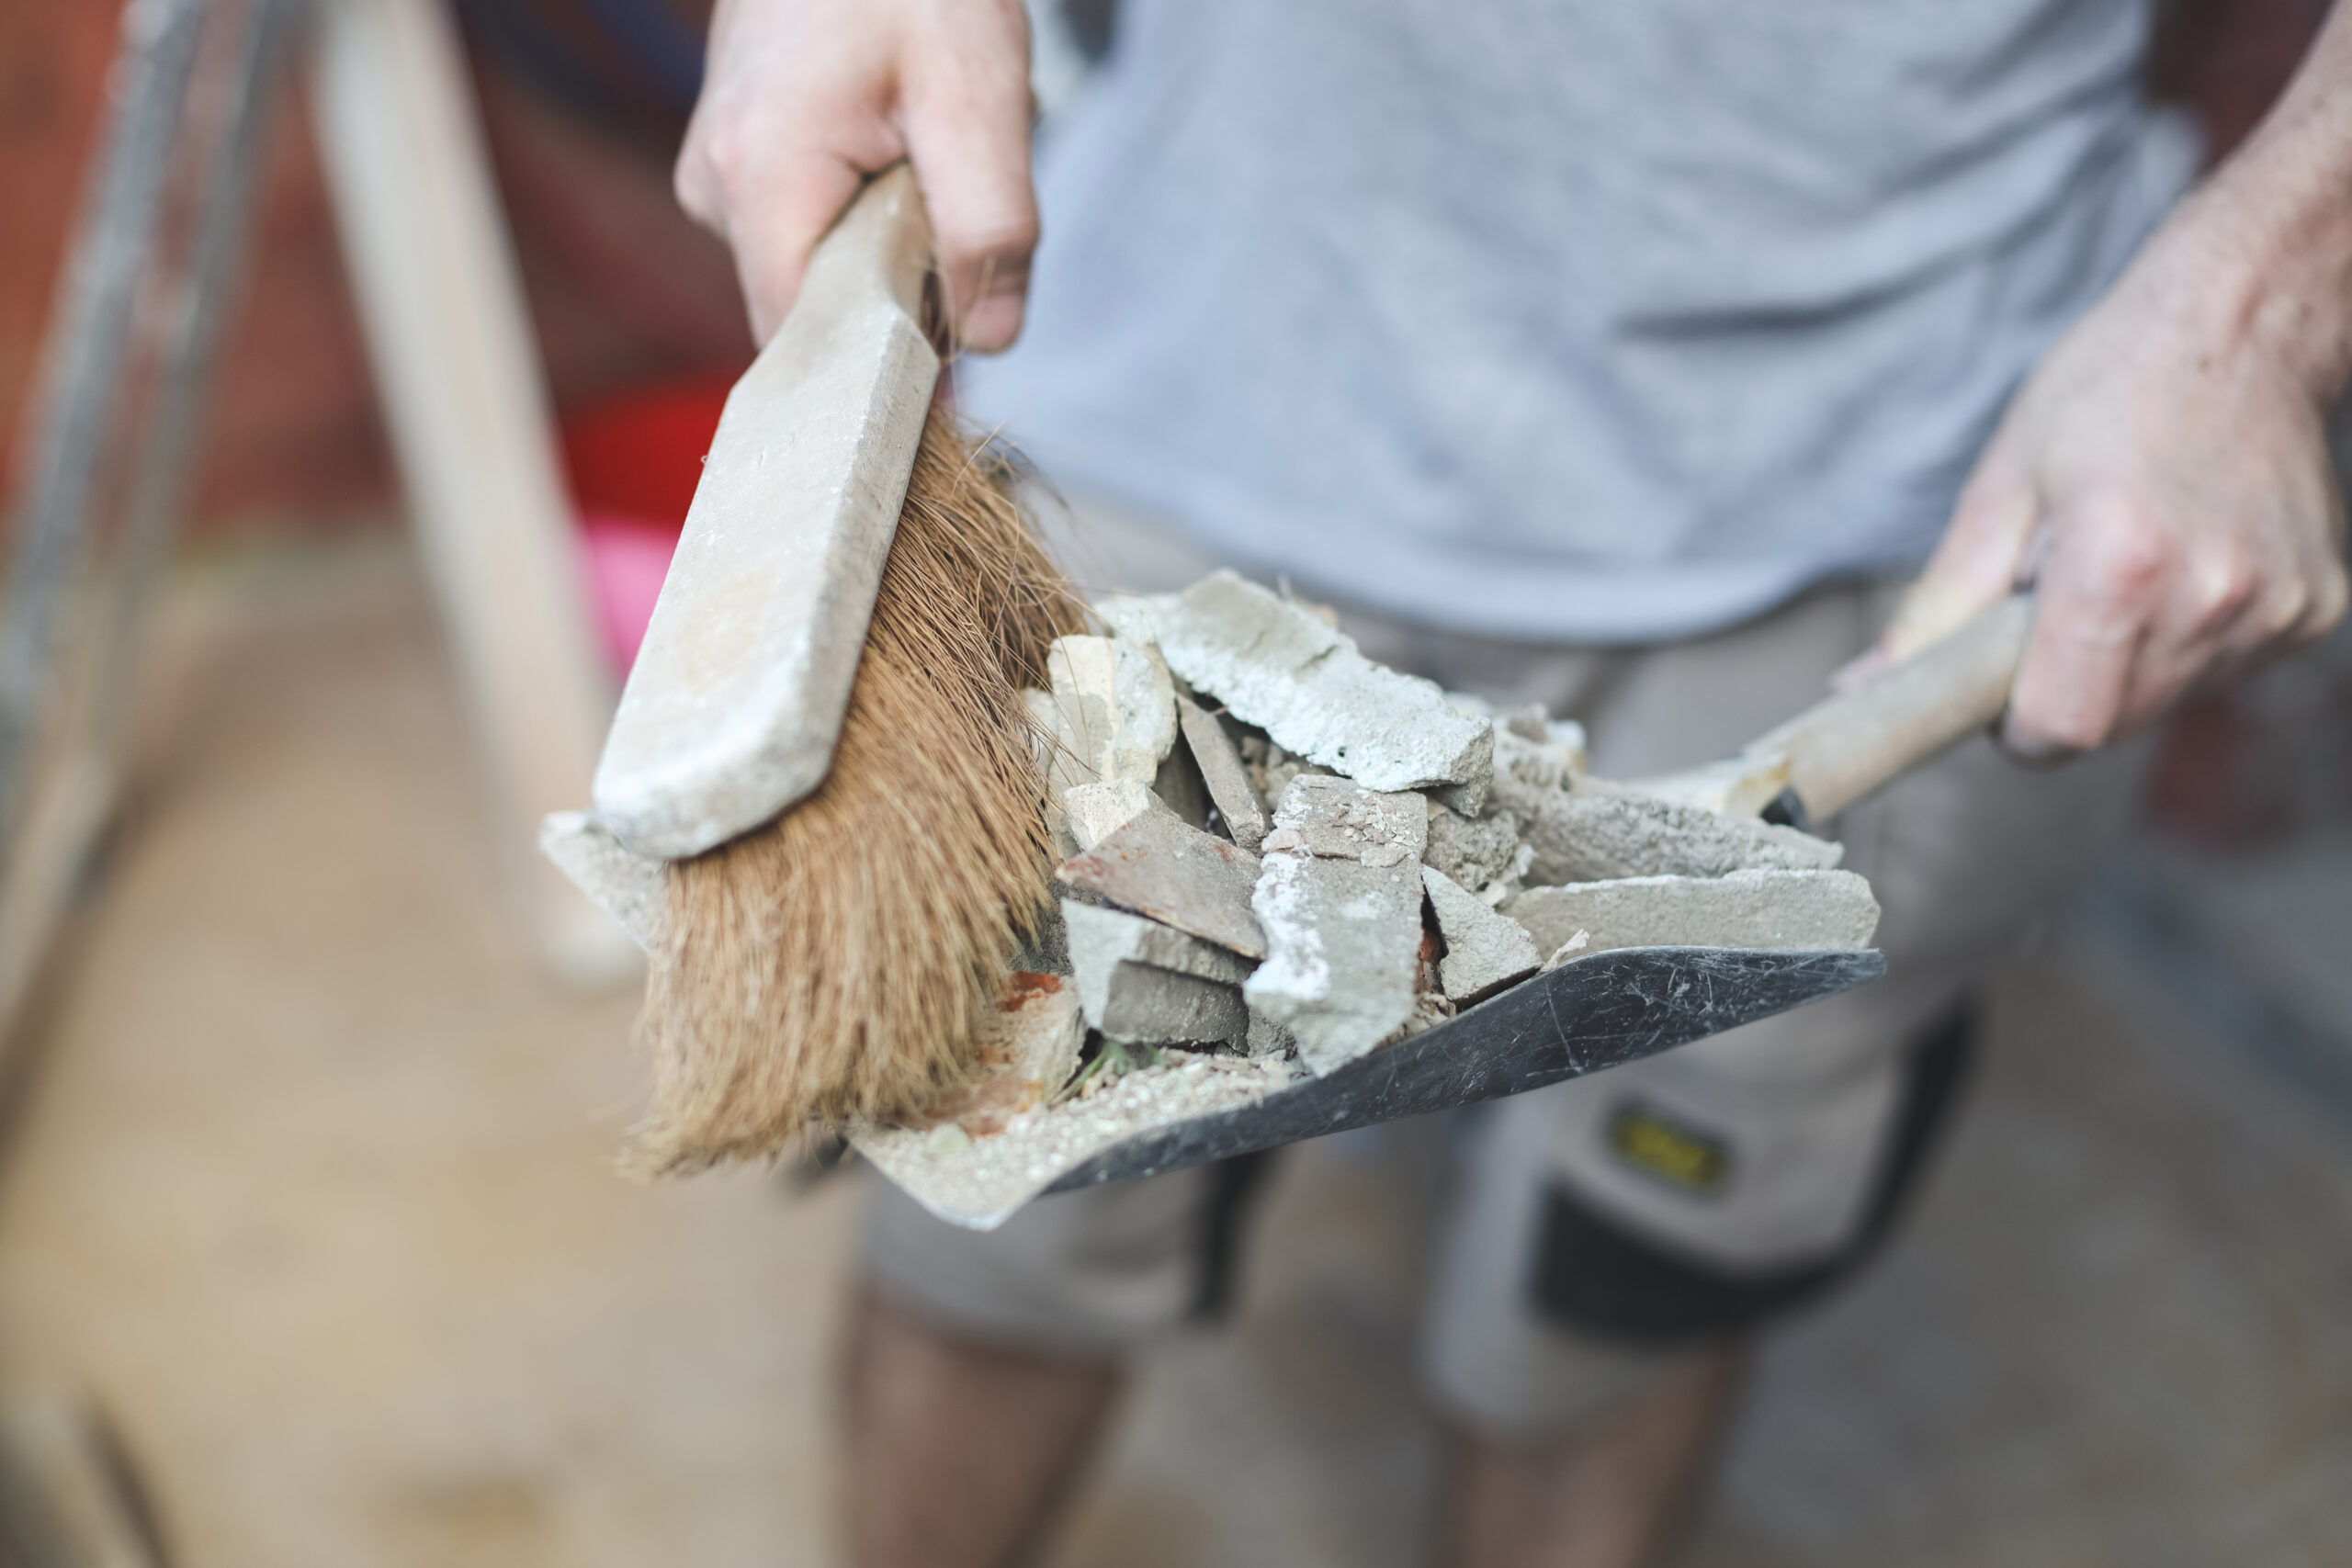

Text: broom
xmin=623 ymin=403 xmax=1083 ymax=1176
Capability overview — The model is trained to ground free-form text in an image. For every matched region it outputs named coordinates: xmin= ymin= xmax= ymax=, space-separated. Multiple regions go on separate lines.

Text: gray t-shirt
xmin=960 ymin=0 xmax=2199 ymax=642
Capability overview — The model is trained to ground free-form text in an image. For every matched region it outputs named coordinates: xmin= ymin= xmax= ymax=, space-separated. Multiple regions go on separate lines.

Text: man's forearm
xmin=2171 ymin=1 xmax=2352 ymax=402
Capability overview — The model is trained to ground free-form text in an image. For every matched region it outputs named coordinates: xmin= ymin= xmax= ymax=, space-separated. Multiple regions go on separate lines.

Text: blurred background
xmin=0 ymin=0 xmax=2347 ymax=1563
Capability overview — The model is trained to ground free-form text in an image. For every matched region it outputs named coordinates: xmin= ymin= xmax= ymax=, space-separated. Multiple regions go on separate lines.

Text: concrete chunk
xmin=1503 ymin=869 xmax=1880 ymax=958
xmin=1243 ymin=778 xmax=1430 ymax=1074
xmin=538 ymin=811 xmax=666 ymax=950
xmin=1175 ymin=692 xmax=1269 ymax=851
xmin=1424 ymin=802 xmax=1525 ymax=891
xmin=1521 ymin=784 xmax=1842 ymax=885
xmin=1057 ymin=811 xmax=1267 ymax=957
xmin=1065 ymin=904 xmax=1252 ymax=1046
xmin=1065 ymin=900 xmax=1256 ymax=987
xmin=1044 ymin=634 xmax=1177 ymax=787
xmin=1423 ymin=866 xmax=1542 ymax=1003
xmin=1128 ymin=571 xmax=1494 ymax=812
xmin=1256 ymin=773 xmax=1430 ymax=866
xmin=1062 ymin=778 xmax=1168 ymax=852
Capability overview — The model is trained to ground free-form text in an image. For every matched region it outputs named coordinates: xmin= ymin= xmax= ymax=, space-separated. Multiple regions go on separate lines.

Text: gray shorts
xmin=863 ymin=495 xmax=2146 ymax=1432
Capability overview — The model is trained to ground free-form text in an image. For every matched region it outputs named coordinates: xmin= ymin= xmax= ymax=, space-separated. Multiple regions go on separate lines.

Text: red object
xmin=559 ymin=372 xmax=734 ymax=523
xmin=558 ymin=373 xmax=734 ymax=674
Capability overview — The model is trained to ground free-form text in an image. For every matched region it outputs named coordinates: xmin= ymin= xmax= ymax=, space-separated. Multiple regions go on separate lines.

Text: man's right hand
xmin=675 ymin=0 xmax=1038 ymax=350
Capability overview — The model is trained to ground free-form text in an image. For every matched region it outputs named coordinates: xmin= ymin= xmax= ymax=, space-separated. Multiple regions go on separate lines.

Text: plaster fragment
xmin=1523 ymin=782 xmax=1842 ymax=885
xmin=1062 ymin=778 xmax=1168 ymax=852
xmin=1043 ymin=633 xmax=1178 ymax=788
xmin=1503 ymin=869 xmax=1880 ymax=957
xmin=1423 ymin=866 xmax=1543 ymax=1003
xmin=1130 ymin=571 xmax=1494 ymax=812
xmin=1242 ymin=777 xmax=1431 ymax=1074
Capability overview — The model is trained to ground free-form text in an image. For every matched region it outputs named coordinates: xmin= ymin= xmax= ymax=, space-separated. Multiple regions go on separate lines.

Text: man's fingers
xmin=707 ymin=149 xmax=870 ymax=344
xmin=903 ymin=134 xmax=1037 ymax=352
xmin=2002 ymin=495 xmax=2165 ymax=754
xmin=900 ymin=5 xmax=1038 ymax=353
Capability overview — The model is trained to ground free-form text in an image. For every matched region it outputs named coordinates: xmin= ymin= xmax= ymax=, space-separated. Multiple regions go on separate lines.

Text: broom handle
xmin=1745 ymin=595 xmax=2034 ymax=823
xmin=797 ymin=163 xmax=935 ymax=326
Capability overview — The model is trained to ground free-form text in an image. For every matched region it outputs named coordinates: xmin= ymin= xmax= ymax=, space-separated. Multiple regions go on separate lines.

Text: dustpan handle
xmin=1746 ymin=595 xmax=2034 ymax=825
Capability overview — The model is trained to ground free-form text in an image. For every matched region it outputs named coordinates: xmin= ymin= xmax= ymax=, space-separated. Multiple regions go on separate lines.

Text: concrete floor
xmin=4 ymin=537 xmax=2348 ymax=1566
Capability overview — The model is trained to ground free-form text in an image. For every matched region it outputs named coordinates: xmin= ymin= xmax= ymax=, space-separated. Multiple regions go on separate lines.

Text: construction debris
xmin=1036 ymin=633 xmax=1178 ymax=791
xmin=1106 ymin=572 xmax=1494 ymax=812
xmin=1423 ymin=866 xmax=1542 ymax=1002
xmin=1503 ymin=868 xmax=1880 ymax=958
xmin=1425 ymin=801 xmax=1528 ymax=895
xmin=1065 ymin=901 xmax=1252 ymax=1045
xmin=1244 ymin=776 xmax=1431 ymax=1075
xmin=1175 ymin=691 xmax=1270 ymax=851
xmin=912 ymin=973 xmax=1089 ymax=1137
xmin=1057 ymin=809 xmax=1267 ymax=957
xmin=1061 ymin=777 xmax=1168 ymax=851
xmin=854 ymin=1049 xmax=1296 ymax=1229
xmin=1527 ymin=784 xmax=1844 ymax=883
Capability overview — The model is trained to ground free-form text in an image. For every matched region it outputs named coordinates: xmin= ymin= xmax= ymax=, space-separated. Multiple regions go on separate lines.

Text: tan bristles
xmin=625 ymin=405 xmax=1081 ymax=1177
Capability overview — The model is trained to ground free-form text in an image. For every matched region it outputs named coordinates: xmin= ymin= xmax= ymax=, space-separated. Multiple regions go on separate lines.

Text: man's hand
xmin=1885 ymin=227 xmax=2348 ymax=755
xmin=1886 ymin=17 xmax=2352 ymax=756
xmin=676 ymin=0 xmax=1037 ymax=348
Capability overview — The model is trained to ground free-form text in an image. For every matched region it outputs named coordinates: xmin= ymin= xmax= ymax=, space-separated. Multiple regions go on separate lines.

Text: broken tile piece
xmin=1242 ymin=777 xmax=1430 ymax=1075
xmin=1269 ymin=773 xmax=1430 ymax=863
xmin=1423 ymin=866 xmax=1542 ymax=1004
xmin=1130 ymin=571 xmax=1494 ymax=812
xmin=538 ymin=811 xmax=666 ymax=950
xmin=1502 ymin=869 xmax=1880 ymax=958
xmin=1057 ymin=811 xmax=1267 ymax=957
xmin=1521 ymin=784 xmax=1843 ymax=885
xmin=1175 ymin=692 xmax=1269 ymax=851
xmin=1066 ymin=904 xmax=1252 ymax=1045
xmin=1046 ymin=634 xmax=1178 ymax=787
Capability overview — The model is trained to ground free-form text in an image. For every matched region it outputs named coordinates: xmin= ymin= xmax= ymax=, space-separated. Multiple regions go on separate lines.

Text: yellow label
xmin=1605 ymin=1102 xmax=1731 ymax=1194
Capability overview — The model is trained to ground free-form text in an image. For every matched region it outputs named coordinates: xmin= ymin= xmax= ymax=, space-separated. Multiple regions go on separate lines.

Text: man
xmin=673 ymin=2 xmax=2348 ymax=1563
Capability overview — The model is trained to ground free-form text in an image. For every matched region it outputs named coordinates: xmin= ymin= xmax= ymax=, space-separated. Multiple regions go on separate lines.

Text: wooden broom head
xmin=622 ymin=405 xmax=1082 ymax=1177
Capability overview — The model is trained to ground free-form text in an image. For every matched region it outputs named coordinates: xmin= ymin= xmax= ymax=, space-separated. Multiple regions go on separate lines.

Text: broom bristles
xmin=625 ymin=405 xmax=1081 ymax=1177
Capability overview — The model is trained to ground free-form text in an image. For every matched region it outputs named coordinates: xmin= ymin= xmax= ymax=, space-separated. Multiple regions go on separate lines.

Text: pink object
xmin=576 ymin=510 xmax=682 ymax=675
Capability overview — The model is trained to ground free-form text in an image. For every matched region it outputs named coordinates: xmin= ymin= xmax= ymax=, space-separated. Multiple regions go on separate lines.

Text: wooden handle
xmin=1747 ymin=595 xmax=2033 ymax=824
xmin=795 ymin=163 xmax=934 ymax=328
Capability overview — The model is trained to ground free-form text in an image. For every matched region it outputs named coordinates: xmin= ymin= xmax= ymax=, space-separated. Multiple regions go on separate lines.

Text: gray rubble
xmin=1243 ymin=776 xmax=1431 ymax=1075
xmin=1057 ymin=809 xmax=1267 ymax=957
xmin=1503 ymin=868 xmax=1880 ymax=959
xmin=1424 ymin=801 xmax=1527 ymax=893
xmin=1037 ymin=633 xmax=1178 ymax=791
xmin=1060 ymin=777 xmax=1167 ymax=852
xmin=1108 ymin=572 xmax=1494 ymax=812
xmin=1525 ymin=783 xmax=1844 ymax=884
xmin=1065 ymin=901 xmax=1252 ymax=1045
xmin=1423 ymin=866 xmax=1542 ymax=1003
xmin=1175 ymin=691 xmax=1269 ymax=851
